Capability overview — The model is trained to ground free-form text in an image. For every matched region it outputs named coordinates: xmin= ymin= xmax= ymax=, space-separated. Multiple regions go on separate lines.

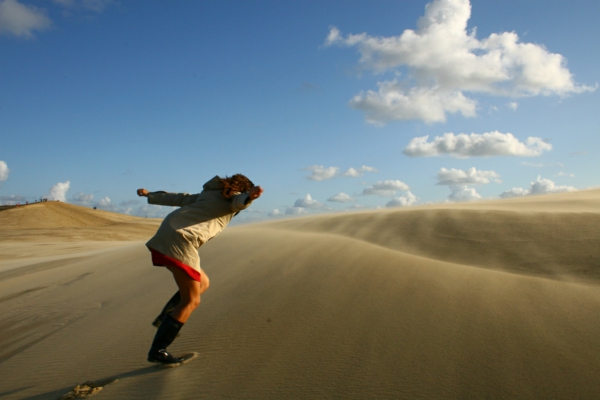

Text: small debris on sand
xmin=59 ymin=378 xmax=118 ymax=399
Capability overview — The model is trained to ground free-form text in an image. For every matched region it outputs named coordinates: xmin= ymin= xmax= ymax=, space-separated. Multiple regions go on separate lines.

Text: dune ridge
xmin=0 ymin=201 xmax=160 ymax=238
xmin=269 ymin=208 xmax=600 ymax=281
xmin=0 ymin=190 xmax=599 ymax=399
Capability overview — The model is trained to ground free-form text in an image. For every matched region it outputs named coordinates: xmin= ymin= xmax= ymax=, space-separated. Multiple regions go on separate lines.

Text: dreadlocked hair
xmin=221 ymin=174 xmax=255 ymax=199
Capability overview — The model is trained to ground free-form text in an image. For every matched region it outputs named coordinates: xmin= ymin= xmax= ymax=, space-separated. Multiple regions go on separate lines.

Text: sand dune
xmin=1 ymin=191 xmax=600 ymax=399
xmin=0 ymin=201 xmax=161 ymax=241
xmin=271 ymin=195 xmax=600 ymax=281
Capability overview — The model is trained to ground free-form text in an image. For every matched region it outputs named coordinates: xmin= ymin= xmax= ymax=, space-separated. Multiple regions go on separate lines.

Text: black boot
xmin=152 ymin=291 xmax=181 ymax=328
xmin=148 ymin=314 xmax=184 ymax=365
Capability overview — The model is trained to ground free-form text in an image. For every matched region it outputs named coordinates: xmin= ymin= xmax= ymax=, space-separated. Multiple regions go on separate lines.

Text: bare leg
xmin=167 ymin=266 xmax=210 ymax=323
xmin=147 ymin=267 xmax=210 ymax=364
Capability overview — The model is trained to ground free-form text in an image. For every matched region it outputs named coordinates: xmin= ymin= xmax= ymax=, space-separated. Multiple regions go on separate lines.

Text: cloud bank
xmin=326 ymin=0 xmax=594 ymax=123
xmin=268 ymin=209 xmax=283 ymax=217
xmin=435 ymin=167 xmax=500 ymax=202
xmin=0 ymin=194 xmax=26 ymax=204
xmin=403 ymin=132 xmax=552 ymax=158
xmin=303 ymin=166 xmax=339 ymax=181
xmin=448 ymin=185 xmax=481 ymax=202
xmin=0 ymin=0 xmax=115 ymax=39
xmin=386 ymin=191 xmax=417 ymax=207
xmin=328 ymin=192 xmax=354 ymax=203
xmin=71 ymin=192 xmax=94 ymax=204
xmin=293 ymin=194 xmax=323 ymax=209
xmin=303 ymin=165 xmax=377 ymax=181
xmin=500 ymin=176 xmax=576 ymax=198
xmin=285 ymin=206 xmax=307 ymax=215
xmin=437 ymin=167 xmax=500 ymax=186
xmin=342 ymin=165 xmax=378 ymax=177
xmin=361 ymin=180 xmax=410 ymax=197
xmin=97 ymin=196 xmax=111 ymax=208
xmin=0 ymin=0 xmax=52 ymax=38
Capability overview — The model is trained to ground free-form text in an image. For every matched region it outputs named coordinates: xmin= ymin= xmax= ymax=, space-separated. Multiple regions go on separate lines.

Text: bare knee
xmin=183 ymin=295 xmax=201 ymax=310
xmin=200 ymin=273 xmax=210 ymax=295
xmin=191 ymin=295 xmax=201 ymax=309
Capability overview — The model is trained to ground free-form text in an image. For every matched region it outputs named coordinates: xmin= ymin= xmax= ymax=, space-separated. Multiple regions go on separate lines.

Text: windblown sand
xmin=1 ymin=192 xmax=600 ymax=399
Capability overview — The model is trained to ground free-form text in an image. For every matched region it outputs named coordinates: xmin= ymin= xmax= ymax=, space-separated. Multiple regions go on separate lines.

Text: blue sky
xmin=1 ymin=0 xmax=598 ymax=223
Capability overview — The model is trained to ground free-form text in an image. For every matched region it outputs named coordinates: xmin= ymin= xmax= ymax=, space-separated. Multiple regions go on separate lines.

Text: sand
xmin=1 ymin=192 xmax=599 ymax=399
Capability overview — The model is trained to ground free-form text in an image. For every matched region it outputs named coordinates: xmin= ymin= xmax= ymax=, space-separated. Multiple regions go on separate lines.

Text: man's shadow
xmin=11 ymin=365 xmax=164 ymax=400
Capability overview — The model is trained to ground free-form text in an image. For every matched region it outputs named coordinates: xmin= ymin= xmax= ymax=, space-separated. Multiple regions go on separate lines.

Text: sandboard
xmin=155 ymin=352 xmax=199 ymax=369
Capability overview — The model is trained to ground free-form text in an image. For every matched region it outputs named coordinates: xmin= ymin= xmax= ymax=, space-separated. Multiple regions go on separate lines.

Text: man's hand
xmin=137 ymin=188 xmax=149 ymax=197
xmin=248 ymin=186 xmax=263 ymax=201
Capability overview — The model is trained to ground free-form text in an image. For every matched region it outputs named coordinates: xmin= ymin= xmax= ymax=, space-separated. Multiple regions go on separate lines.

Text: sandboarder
xmin=137 ymin=174 xmax=263 ymax=366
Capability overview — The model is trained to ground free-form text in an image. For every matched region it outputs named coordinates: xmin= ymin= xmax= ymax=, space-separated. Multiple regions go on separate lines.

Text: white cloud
xmin=508 ymin=102 xmax=518 ymax=111
xmin=359 ymin=165 xmax=377 ymax=173
xmin=361 ymin=180 xmax=410 ymax=197
xmin=530 ymin=176 xmax=576 ymax=195
xmin=0 ymin=161 xmax=9 ymax=182
xmin=349 ymin=82 xmax=477 ymax=124
xmin=326 ymin=0 xmax=594 ymax=124
xmin=342 ymin=165 xmax=378 ymax=177
xmin=47 ymin=181 xmax=70 ymax=202
xmin=118 ymin=206 xmax=133 ymax=215
xmin=293 ymin=194 xmax=323 ymax=208
xmin=304 ymin=165 xmax=377 ymax=180
xmin=448 ymin=185 xmax=481 ymax=202
xmin=0 ymin=0 xmax=52 ymax=38
xmin=556 ymin=172 xmax=575 ymax=178
xmin=69 ymin=195 xmax=144 ymax=215
xmin=403 ymin=131 xmax=552 ymax=158
xmin=499 ymin=187 xmax=529 ymax=198
xmin=0 ymin=194 xmax=26 ymax=204
xmin=500 ymin=176 xmax=576 ymax=198
xmin=342 ymin=168 xmax=361 ymax=178
xmin=72 ymin=192 xmax=94 ymax=204
xmin=436 ymin=167 xmax=500 ymax=185
xmin=386 ymin=191 xmax=418 ymax=207
xmin=83 ymin=196 xmax=127 ymax=213
xmin=328 ymin=192 xmax=354 ymax=203
xmin=285 ymin=206 xmax=307 ymax=215
xmin=303 ymin=165 xmax=340 ymax=181
xmin=96 ymin=196 xmax=111 ymax=207
xmin=268 ymin=209 xmax=283 ymax=217
xmin=242 ymin=208 xmax=266 ymax=214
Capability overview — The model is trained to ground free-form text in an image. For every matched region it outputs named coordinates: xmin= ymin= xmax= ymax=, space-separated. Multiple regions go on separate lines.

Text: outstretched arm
xmin=136 ymin=188 xmax=198 ymax=207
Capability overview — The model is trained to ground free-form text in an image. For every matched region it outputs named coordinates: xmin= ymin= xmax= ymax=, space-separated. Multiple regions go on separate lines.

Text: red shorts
xmin=149 ymin=248 xmax=201 ymax=282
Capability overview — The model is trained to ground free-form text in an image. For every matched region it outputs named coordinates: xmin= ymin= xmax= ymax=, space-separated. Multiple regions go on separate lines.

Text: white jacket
xmin=145 ymin=176 xmax=251 ymax=272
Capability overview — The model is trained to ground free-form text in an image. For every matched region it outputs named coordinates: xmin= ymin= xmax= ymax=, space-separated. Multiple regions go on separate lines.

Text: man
xmin=137 ymin=174 xmax=263 ymax=365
